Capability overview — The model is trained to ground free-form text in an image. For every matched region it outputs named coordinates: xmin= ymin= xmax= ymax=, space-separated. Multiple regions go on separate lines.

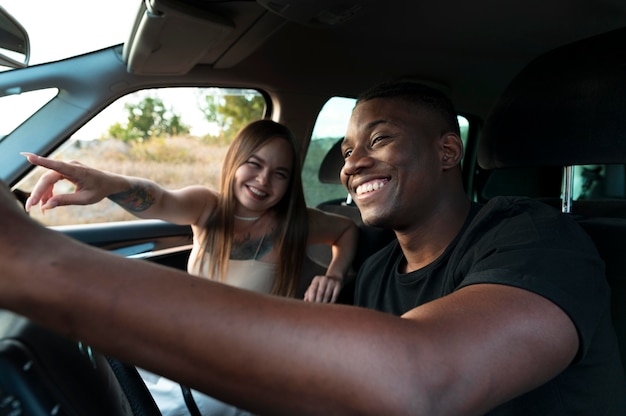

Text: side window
xmin=302 ymin=97 xmax=356 ymax=208
xmin=573 ymin=164 xmax=626 ymax=200
xmin=458 ymin=115 xmax=469 ymax=163
xmin=18 ymin=87 xmax=266 ymax=226
xmin=302 ymin=96 xmax=470 ymax=208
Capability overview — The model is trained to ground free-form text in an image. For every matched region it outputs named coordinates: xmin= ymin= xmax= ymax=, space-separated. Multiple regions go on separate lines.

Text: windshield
xmin=1 ymin=0 xmax=137 ymax=66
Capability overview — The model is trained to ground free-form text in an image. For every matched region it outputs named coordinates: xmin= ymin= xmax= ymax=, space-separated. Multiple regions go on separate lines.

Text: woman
xmin=23 ymin=119 xmax=358 ymax=415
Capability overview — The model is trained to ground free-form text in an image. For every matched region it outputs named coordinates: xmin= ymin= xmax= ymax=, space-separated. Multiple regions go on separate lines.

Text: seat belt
xmin=180 ymin=384 xmax=202 ymax=416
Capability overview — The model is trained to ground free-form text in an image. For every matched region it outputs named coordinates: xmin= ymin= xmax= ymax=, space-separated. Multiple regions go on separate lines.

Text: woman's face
xmin=233 ymin=137 xmax=293 ymax=217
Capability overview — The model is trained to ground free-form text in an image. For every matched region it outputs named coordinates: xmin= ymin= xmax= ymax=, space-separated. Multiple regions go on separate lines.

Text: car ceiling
xmin=125 ymin=0 xmax=626 ymax=120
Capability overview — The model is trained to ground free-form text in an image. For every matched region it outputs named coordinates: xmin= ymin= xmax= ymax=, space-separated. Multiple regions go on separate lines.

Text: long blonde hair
xmin=193 ymin=119 xmax=308 ymax=297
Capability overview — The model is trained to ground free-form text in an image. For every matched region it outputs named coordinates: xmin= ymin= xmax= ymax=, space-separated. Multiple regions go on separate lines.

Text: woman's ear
xmin=440 ymin=133 xmax=463 ymax=170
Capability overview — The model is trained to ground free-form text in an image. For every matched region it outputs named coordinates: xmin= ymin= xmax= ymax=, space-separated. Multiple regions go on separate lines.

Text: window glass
xmin=458 ymin=115 xmax=469 ymax=159
xmin=572 ymin=164 xmax=626 ymax=200
xmin=0 ymin=88 xmax=57 ymax=138
xmin=18 ymin=87 xmax=266 ymax=226
xmin=302 ymin=97 xmax=355 ymax=207
xmin=302 ymin=96 xmax=470 ymax=208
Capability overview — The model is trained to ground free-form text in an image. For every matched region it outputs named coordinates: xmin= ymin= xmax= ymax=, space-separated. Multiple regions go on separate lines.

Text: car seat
xmin=479 ymin=26 xmax=626 ymax=376
xmin=474 ymin=165 xmax=562 ymax=206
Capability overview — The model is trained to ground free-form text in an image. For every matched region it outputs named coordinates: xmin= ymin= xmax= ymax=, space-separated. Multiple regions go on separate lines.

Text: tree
xmin=199 ymin=90 xmax=265 ymax=143
xmin=109 ymin=96 xmax=190 ymax=142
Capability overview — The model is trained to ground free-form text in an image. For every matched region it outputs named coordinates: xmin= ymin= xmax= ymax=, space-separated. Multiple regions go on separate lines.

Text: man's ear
xmin=440 ymin=133 xmax=463 ymax=170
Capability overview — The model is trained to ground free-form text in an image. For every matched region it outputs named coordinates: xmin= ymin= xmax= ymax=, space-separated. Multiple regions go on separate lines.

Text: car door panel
xmin=54 ymin=220 xmax=193 ymax=272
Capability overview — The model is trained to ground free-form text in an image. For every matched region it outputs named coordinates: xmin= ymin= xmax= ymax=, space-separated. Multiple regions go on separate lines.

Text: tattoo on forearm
xmin=108 ymin=186 xmax=156 ymax=212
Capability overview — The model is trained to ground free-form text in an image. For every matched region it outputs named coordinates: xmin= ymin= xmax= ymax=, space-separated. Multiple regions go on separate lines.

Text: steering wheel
xmin=0 ymin=310 xmax=161 ymax=416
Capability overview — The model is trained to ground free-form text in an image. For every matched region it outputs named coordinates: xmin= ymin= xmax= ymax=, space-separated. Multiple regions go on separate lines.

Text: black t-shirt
xmin=355 ymin=196 xmax=626 ymax=414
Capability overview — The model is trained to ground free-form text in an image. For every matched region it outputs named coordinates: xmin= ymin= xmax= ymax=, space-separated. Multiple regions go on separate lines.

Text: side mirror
xmin=0 ymin=5 xmax=29 ymax=69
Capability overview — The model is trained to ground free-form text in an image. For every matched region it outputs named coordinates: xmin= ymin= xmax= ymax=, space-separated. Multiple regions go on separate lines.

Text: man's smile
xmin=355 ymin=179 xmax=388 ymax=197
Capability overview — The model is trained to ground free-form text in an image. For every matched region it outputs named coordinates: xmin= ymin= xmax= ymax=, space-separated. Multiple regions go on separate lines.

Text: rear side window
xmin=574 ymin=164 xmax=626 ymax=200
xmin=18 ymin=87 xmax=266 ymax=226
xmin=302 ymin=97 xmax=355 ymax=207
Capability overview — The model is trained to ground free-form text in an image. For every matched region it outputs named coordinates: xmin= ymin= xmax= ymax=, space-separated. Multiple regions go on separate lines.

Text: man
xmin=1 ymin=81 xmax=624 ymax=414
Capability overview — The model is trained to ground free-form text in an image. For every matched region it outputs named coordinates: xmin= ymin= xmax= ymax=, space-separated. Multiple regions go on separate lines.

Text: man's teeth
xmin=356 ymin=181 xmax=386 ymax=196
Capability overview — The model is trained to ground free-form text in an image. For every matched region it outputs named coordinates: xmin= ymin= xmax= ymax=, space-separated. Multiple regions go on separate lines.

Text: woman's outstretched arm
xmin=23 ymin=153 xmax=216 ymax=227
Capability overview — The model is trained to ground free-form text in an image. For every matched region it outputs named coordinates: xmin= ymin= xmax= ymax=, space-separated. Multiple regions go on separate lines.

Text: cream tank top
xmin=187 ymin=234 xmax=277 ymax=295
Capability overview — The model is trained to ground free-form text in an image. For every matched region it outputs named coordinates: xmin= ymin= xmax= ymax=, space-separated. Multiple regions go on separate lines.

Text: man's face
xmin=340 ymin=98 xmax=444 ymax=230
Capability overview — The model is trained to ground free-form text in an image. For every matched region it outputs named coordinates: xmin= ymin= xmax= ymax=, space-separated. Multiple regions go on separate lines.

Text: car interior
xmin=0 ymin=0 xmax=625 ymax=414
xmin=479 ymin=27 xmax=626 ymax=372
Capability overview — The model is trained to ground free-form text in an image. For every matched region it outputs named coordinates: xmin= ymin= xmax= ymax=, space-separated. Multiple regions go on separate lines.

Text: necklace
xmin=234 ymin=214 xmax=261 ymax=221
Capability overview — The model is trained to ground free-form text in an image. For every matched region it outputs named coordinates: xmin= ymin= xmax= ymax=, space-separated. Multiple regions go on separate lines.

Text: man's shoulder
xmin=475 ymin=196 xmax=565 ymax=226
xmin=469 ymin=196 xmax=596 ymax=250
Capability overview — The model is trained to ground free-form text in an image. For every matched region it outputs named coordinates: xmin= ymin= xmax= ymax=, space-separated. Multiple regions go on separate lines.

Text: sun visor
xmin=479 ymin=27 xmax=626 ymax=169
xmin=124 ymin=0 xmax=234 ymax=75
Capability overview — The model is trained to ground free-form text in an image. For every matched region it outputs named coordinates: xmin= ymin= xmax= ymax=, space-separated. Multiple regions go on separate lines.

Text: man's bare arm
xmin=0 ymin=183 xmax=577 ymax=415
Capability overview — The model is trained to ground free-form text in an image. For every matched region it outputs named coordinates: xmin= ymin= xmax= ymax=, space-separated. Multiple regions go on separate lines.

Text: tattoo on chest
xmin=230 ymin=232 xmax=273 ymax=260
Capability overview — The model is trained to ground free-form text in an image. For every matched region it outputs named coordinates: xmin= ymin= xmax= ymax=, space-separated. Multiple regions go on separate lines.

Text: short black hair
xmin=357 ymin=80 xmax=461 ymax=135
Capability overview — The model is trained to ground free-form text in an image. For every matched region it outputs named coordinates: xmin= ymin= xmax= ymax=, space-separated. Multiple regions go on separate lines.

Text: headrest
xmin=318 ymin=138 xmax=344 ymax=184
xmin=479 ymin=27 xmax=626 ymax=169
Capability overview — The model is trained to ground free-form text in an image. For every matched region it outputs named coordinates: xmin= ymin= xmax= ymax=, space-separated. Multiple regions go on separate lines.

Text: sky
xmin=0 ymin=1 xmax=353 ymax=140
xmin=1 ymin=0 xmax=138 ymax=65
xmin=0 ymin=1 xmax=144 ymax=139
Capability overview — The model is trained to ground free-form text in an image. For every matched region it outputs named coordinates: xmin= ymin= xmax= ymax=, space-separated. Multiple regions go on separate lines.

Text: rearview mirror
xmin=0 ymin=5 xmax=29 ymax=69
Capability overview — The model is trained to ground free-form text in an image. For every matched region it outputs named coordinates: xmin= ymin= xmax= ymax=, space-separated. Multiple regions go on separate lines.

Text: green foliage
xmin=199 ymin=91 xmax=265 ymax=144
xmin=108 ymin=96 xmax=190 ymax=142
